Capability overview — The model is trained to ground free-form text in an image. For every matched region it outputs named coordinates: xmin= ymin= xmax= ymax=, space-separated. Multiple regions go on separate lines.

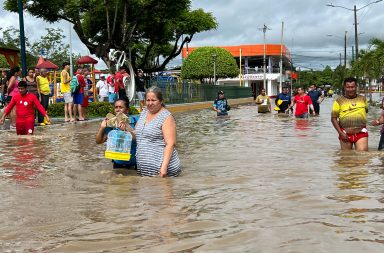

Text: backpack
xmin=70 ymin=75 xmax=80 ymax=94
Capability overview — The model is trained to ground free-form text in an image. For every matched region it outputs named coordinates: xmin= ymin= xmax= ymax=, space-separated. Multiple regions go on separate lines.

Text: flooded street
xmin=1 ymin=96 xmax=384 ymax=252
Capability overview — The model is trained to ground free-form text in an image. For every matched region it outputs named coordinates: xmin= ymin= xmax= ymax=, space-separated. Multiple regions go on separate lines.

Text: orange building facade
xmin=182 ymin=44 xmax=293 ymax=97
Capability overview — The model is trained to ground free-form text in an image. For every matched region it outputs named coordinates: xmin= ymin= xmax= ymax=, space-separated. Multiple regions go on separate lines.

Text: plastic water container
xmin=105 ymin=130 xmax=132 ymax=161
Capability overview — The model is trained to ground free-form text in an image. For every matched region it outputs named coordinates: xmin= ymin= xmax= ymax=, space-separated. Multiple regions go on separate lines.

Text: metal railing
xmin=148 ymin=80 xmax=252 ymax=104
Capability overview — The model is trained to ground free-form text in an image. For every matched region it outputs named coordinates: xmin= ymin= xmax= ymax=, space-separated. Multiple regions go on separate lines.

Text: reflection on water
xmin=1 ymin=97 xmax=384 ymax=252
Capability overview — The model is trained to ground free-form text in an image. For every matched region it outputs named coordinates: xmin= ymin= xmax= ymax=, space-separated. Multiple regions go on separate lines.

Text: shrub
xmin=47 ymin=102 xmax=139 ymax=117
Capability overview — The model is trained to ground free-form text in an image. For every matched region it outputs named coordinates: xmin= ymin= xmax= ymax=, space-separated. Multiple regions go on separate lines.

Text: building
xmin=182 ymin=44 xmax=293 ymax=97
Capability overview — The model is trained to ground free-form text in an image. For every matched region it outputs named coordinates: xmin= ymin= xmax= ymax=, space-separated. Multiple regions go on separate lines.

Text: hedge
xmin=47 ymin=102 xmax=139 ymax=117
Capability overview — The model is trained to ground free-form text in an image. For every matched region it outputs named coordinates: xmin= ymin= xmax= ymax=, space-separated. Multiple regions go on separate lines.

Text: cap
xmin=218 ymin=90 xmax=224 ymax=95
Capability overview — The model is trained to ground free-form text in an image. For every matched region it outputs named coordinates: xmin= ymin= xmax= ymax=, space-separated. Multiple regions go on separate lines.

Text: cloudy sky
xmin=1 ymin=0 xmax=384 ymax=70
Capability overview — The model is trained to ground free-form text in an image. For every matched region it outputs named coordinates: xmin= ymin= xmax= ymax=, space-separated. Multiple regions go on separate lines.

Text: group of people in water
xmin=214 ymin=77 xmax=384 ymax=152
xmin=2 ymin=70 xmax=384 ymax=177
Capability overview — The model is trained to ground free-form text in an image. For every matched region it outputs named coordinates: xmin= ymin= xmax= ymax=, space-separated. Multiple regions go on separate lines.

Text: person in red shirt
xmin=115 ymin=66 xmax=128 ymax=100
xmin=286 ymin=87 xmax=316 ymax=118
xmin=73 ymin=68 xmax=86 ymax=121
xmin=0 ymin=81 xmax=50 ymax=135
xmin=106 ymin=72 xmax=117 ymax=103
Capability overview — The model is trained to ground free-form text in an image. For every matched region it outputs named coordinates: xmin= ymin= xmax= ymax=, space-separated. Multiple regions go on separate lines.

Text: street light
xmin=327 ymin=0 xmax=383 ymax=59
xmin=327 ymin=31 xmax=347 ymax=67
xmin=212 ymin=54 xmax=217 ymax=85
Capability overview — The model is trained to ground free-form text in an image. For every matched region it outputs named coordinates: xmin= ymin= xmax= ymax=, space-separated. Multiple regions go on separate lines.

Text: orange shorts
xmin=339 ymin=128 xmax=368 ymax=143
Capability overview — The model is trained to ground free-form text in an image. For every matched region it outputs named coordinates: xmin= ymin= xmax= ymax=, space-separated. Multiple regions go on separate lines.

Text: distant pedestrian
xmin=1 ymin=69 xmax=9 ymax=105
xmin=307 ymin=84 xmax=324 ymax=115
xmin=96 ymin=75 xmax=109 ymax=102
xmin=6 ymin=66 xmax=22 ymax=129
xmin=286 ymin=87 xmax=315 ymax=118
xmin=371 ymin=110 xmax=384 ymax=150
xmin=275 ymin=87 xmax=291 ymax=114
xmin=213 ymin=90 xmax=230 ymax=116
xmin=106 ymin=72 xmax=117 ymax=103
xmin=115 ymin=66 xmax=127 ymax=100
xmin=135 ymin=69 xmax=146 ymax=110
xmin=36 ymin=69 xmax=51 ymax=125
xmin=255 ymin=88 xmax=271 ymax=113
xmin=23 ymin=67 xmax=38 ymax=98
xmin=60 ymin=62 xmax=74 ymax=122
xmin=73 ymin=69 xmax=85 ymax=121
xmin=331 ymin=77 xmax=368 ymax=151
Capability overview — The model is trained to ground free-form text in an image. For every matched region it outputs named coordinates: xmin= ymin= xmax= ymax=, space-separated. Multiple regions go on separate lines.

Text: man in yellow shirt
xmin=255 ymin=88 xmax=271 ymax=113
xmin=331 ymin=77 xmax=368 ymax=151
xmin=60 ymin=62 xmax=74 ymax=122
xmin=36 ymin=69 xmax=51 ymax=126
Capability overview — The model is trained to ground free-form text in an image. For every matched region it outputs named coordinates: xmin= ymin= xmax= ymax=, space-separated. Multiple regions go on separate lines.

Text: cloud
xmin=1 ymin=0 xmax=384 ymax=71
xmin=190 ymin=0 xmax=384 ymax=69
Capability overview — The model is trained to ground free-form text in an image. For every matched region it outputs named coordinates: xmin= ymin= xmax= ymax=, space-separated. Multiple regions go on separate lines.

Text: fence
xmin=148 ymin=79 xmax=252 ymax=105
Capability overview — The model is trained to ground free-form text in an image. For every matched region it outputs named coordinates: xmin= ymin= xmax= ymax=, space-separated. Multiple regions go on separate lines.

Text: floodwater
xmin=1 ymin=96 xmax=384 ymax=253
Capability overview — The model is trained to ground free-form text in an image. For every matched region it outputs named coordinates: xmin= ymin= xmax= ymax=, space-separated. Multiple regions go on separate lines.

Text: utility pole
xmin=69 ymin=22 xmax=73 ymax=77
xmin=212 ymin=54 xmax=217 ymax=85
xmin=352 ymin=46 xmax=355 ymax=61
xmin=327 ymin=1 xmax=384 ymax=60
xmin=17 ymin=0 xmax=27 ymax=77
xmin=344 ymin=31 xmax=347 ymax=67
xmin=259 ymin=24 xmax=271 ymax=92
xmin=279 ymin=21 xmax=284 ymax=93
xmin=354 ymin=5 xmax=358 ymax=59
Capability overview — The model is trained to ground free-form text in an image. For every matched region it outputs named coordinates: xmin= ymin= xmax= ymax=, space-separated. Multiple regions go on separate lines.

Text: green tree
xmin=332 ymin=65 xmax=346 ymax=91
xmin=4 ymin=0 xmax=217 ymax=72
xmin=0 ymin=26 xmax=35 ymax=68
xmin=318 ymin=65 xmax=334 ymax=85
xmin=30 ymin=28 xmax=71 ymax=67
xmin=181 ymin=47 xmax=238 ymax=82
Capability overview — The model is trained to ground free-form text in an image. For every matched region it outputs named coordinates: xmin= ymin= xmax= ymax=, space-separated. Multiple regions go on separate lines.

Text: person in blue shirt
xmin=275 ymin=87 xmax=291 ymax=114
xmin=213 ymin=90 xmax=230 ymax=116
xmin=95 ymin=98 xmax=138 ymax=169
xmin=307 ymin=84 xmax=324 ymax=115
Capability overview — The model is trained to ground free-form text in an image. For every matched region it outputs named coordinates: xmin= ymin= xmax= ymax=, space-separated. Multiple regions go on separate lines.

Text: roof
xmin=36 ymin=60 xmax=58 ymax=69
xmin=77 ymin=55 xmax=98 ymax=64
xmin=182 ymin=44 xmax=291 ymax=59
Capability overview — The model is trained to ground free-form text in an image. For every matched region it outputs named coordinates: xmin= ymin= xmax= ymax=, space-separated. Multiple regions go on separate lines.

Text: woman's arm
xmin=160 ymin=115 xmax=177 ymax=177
xmin=7 ymin=76 xmax=16 ymax=93
xmin=95 ymin=119 xmax=108 ymax=144
xmin=286 ymin=100 xmax=295 ymax=112
xmin=36 ymin=76 xmax=41 ymax=98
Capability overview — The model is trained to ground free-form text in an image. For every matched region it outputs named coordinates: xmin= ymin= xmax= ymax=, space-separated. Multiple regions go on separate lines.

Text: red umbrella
xmin=36 ymin=60 xmax=58 ymax=69
xmin=76 ymin=55 xmax=98 ymax=64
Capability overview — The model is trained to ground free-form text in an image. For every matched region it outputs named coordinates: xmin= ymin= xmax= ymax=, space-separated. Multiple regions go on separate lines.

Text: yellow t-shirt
xmin=37 ymin=76 xmax=51 ymax=95
xmin=331 ymin=95 xmax=368 ymax=129
xmin=256 ymin=94 xmax=270 ymax=113
xmin=60 ymin=70 xmax=71 ymax=93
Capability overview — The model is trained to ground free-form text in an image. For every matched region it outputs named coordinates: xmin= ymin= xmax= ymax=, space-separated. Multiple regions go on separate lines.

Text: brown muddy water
xmin=1 ymin=96 xmax=384 ymax=253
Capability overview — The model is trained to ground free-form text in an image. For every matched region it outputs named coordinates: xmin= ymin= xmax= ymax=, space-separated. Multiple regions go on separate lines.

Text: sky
xmin=1 ymin=0 xmax=384 ymax=71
